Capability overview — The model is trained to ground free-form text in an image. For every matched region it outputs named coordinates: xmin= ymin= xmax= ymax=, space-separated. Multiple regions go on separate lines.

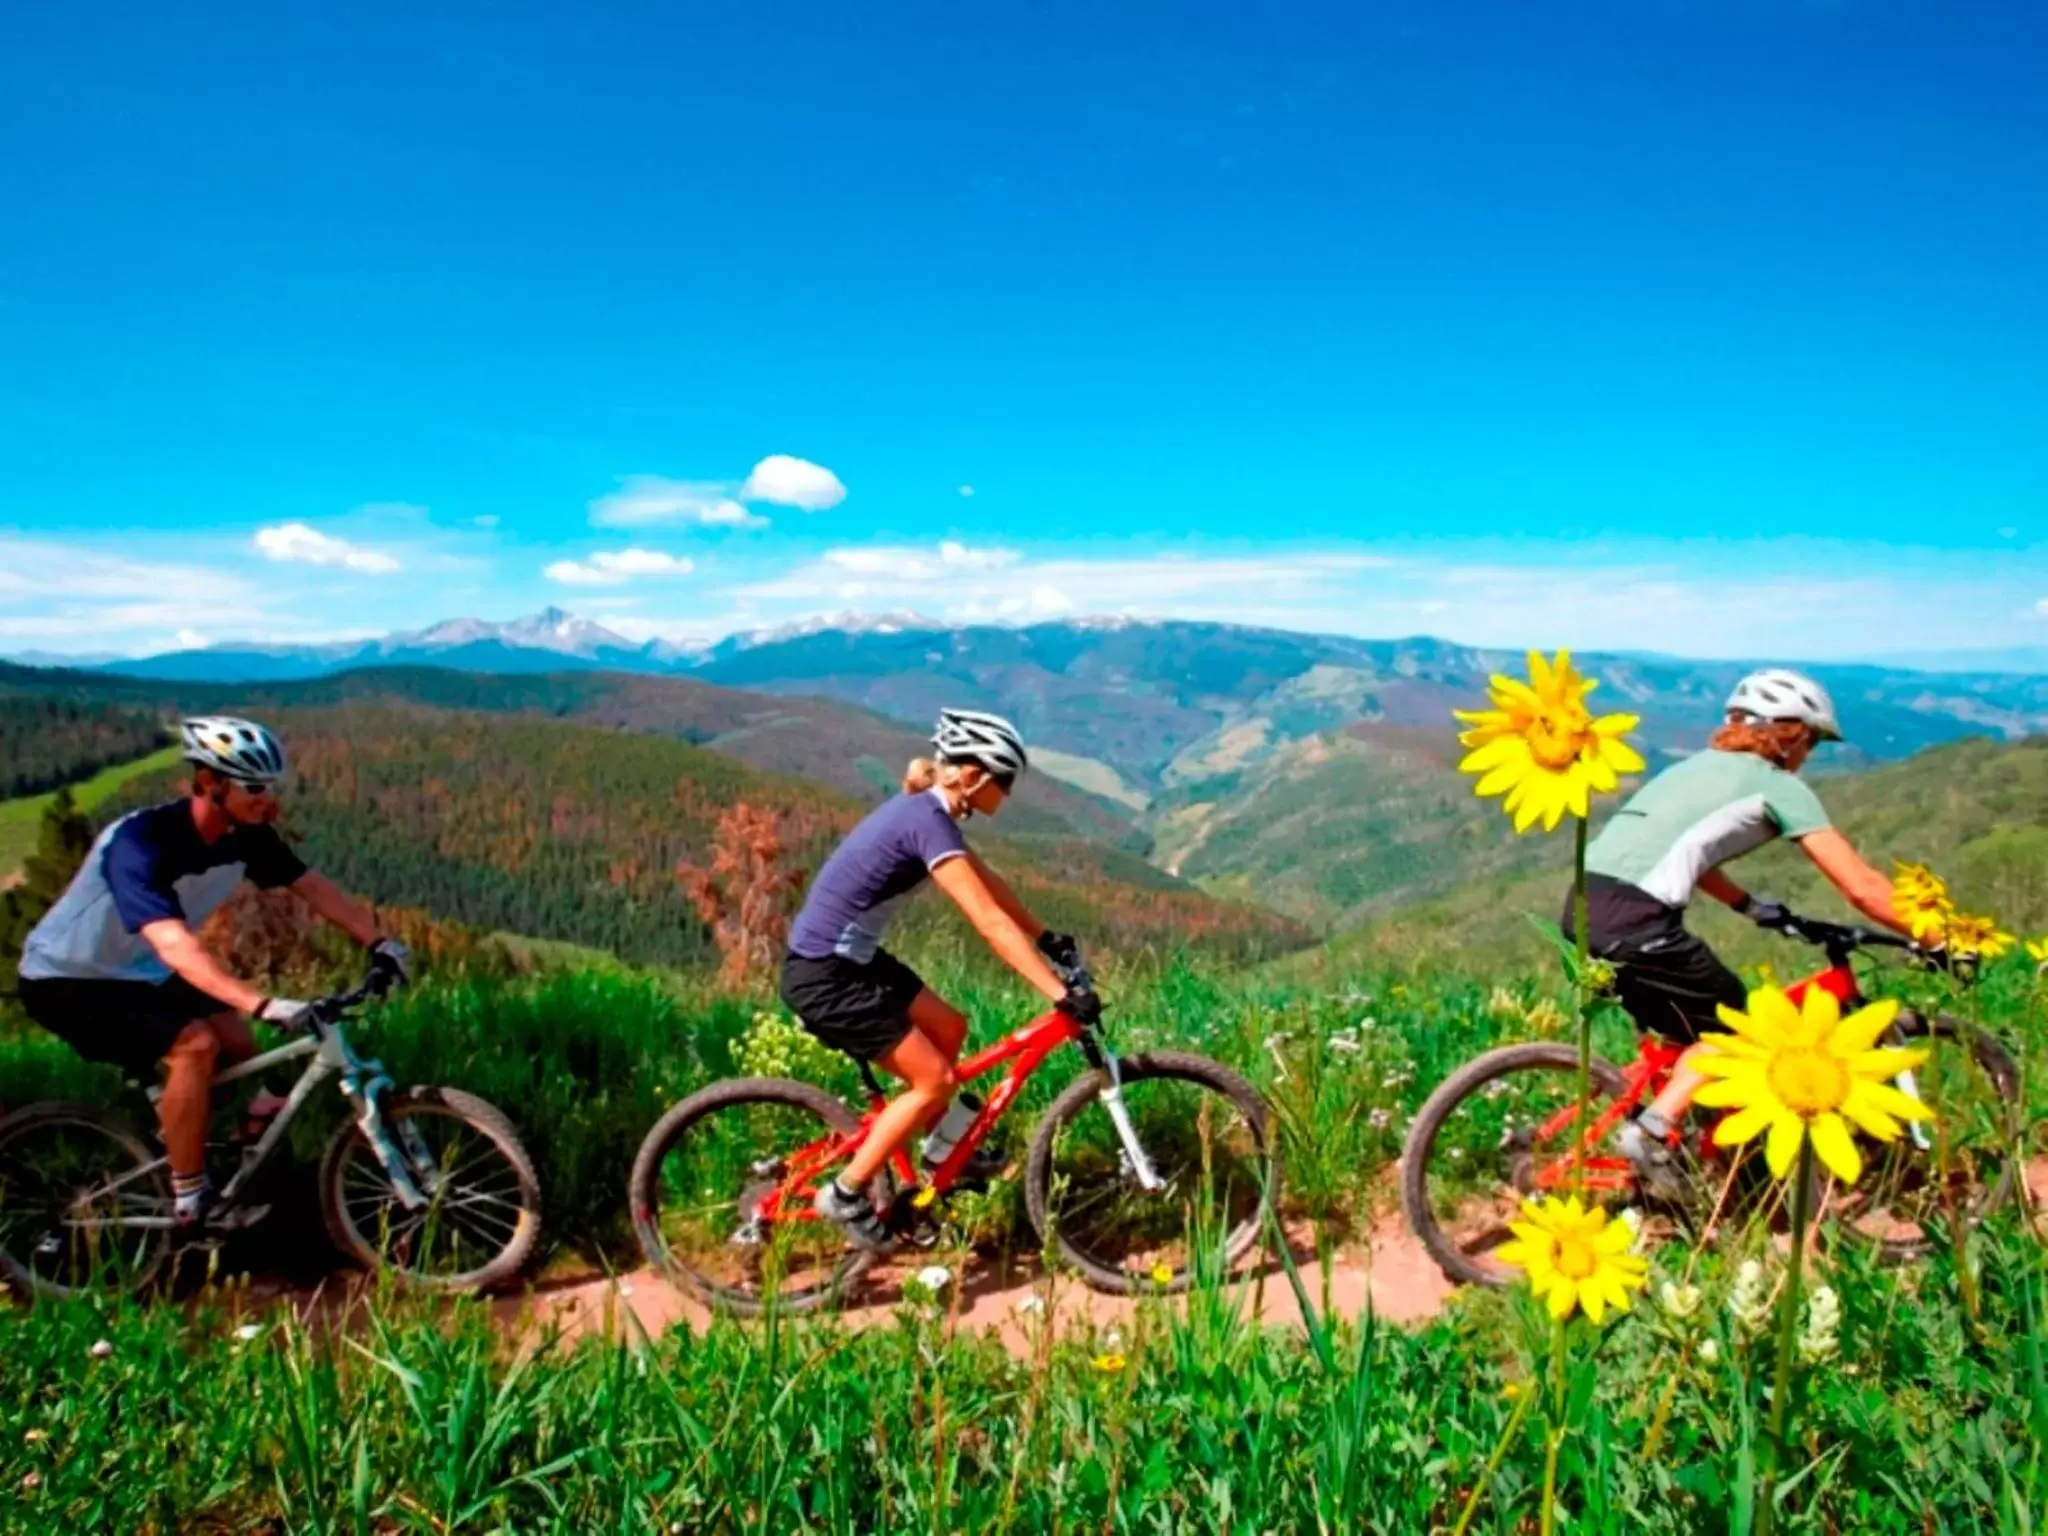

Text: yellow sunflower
xmin=1890 ymin=862 xmax=1955 ymax=943
xmin=2026 ymin=937 xmax=2048 ymax=965
xmin=1692 ymin=986 xmax=1932 ymax=1185
xmin=1454 ymin=650 xmax=1645 ymax=834
xmin=1494 ymin=1195 xmax=1648 ymax=1323
xmin=1941 ymin=912 xmax=2015 ymax=961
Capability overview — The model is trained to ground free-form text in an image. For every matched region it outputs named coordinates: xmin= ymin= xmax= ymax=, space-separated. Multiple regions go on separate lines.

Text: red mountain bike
xmin=629 ymin=951 xmax=1275 ymax=1314
xmin=1402 ymin=913 xmax=2021 ymax=1286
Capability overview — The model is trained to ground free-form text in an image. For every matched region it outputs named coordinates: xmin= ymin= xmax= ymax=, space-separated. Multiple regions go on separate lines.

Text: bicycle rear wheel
xmin=0 ymin=1102 xmax=170 ymax=1299
xmin=1401 ymin=1043 xmax=1637 ymax=1287
xmin=629 ymin=1077 xmax=878 ymax=1316
xmin=1826 ymin=1011 xmax=2019 ymax=1257
xmin=1025 ymin=1052 xmax=1273 ymax=1295
xmin=318 ymin=1087 xmax=541 ymax=1292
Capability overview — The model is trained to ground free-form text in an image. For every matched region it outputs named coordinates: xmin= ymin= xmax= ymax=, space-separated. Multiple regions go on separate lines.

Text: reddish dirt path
xmin=495 ymin=1207 xmax=1457 ymax=1355
xmin=504 ymin=1158 xmax=2048 ymax=1355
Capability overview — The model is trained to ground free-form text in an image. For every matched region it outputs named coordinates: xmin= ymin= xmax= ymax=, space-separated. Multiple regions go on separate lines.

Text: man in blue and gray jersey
xmin=18 ymin=716 xmax=411 ymax=1229
xmin=1566 ymin=669 xmax=1912 ymax=1197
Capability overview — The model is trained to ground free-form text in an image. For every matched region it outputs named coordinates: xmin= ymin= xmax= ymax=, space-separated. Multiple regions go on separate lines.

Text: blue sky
xmin=2 ymin=0 xmax=2044 ymax=661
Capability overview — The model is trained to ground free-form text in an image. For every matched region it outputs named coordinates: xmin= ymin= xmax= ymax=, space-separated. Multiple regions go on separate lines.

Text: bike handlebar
xmin=1756 ymin=909 xmax=1934 ymax=968
xmin=301 ymin=964 xmax=399 ymax=1029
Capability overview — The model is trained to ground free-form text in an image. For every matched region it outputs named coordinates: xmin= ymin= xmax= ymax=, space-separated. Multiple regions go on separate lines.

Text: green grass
xmin=4 ymin=1214 xmax=2046 ymax=1533
xmin=3 ymin=935 xmax=2046 ymax=1531
xmin=0 ymin=746 xmax=183 ymax=877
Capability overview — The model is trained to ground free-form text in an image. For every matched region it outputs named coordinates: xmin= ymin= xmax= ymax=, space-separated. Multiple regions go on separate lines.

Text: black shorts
xmin=1564 ymin=875 xmax=1746 ymax=1045
xmin=778 ymin=948 xmax=927 ymax=1063
xmin=17 ymin=975 xmax=227 ymax=1080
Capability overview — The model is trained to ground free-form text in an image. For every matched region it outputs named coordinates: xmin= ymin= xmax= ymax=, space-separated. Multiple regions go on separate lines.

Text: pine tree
xmin=1 ymin=788 xmax=93 ymax=996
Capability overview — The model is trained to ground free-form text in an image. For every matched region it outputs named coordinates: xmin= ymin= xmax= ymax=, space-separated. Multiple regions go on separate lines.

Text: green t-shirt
xmin=1585 ymin=749 xmax=1831 ymax=908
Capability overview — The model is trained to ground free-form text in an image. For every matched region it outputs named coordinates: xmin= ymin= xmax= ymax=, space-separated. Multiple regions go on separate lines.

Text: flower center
xmin=1553 ymin=1236 xmax=1599 ymax=1280
xmin=1766 ymin=1048 xmax=1851 ymax=1116
xmin=1524 ymin=707 xmax=1586 ymax=770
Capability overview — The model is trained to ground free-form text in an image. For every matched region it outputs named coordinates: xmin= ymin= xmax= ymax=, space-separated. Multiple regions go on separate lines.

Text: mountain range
xmin=10 ymin=610 xmax=2048 ymax=931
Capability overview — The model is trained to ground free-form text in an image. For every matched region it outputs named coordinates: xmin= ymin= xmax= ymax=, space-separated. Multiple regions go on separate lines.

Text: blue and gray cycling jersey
xmin=787 ymin=790 xmax=968 ymax=963
xmin=19 ymin=799 xmax=307 ymax=985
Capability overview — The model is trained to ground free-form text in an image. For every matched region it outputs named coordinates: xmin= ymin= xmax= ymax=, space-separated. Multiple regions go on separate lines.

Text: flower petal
xmin=1808 ymin=1112 xmax=1862 ymax=1186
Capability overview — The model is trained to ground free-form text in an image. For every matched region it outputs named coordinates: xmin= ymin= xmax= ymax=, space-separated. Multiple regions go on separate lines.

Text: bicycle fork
xmin=333 ymin=1040 xmax=430 ymax=1212
xmin=1096 ymin=1050 xmax=1168 ymax=1194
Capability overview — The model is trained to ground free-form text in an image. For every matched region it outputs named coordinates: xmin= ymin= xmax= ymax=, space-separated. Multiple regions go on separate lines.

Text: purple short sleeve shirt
xmin=787 ymin=790 xmax=968 ymax=963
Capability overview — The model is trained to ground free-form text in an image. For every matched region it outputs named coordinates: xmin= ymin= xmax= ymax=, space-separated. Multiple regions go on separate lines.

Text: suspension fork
xmin=1078 ymin=1034 xmax=1167 ymax=1193
xmin=323 ymin=1024 xmax=429 ymax=1211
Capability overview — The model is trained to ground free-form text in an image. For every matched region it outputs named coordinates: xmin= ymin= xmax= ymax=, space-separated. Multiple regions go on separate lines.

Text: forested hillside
xmin=0 ymin=660 xmax=1137 ymax=850
xmin=95 ymin=703 xmax=1305 ymax=967
xmin=0 ymin=695 xmax=168 ymax=798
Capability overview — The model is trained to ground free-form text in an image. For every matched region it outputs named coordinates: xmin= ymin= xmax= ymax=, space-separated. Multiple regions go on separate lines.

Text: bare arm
xmin=139 ymin=919 xmax=266 ymax=1015
xmin=290 ymin=871 xmax=381 ymax=947
xmin=1697 ymin=868 xmax=1750 ymax=910
xmin=1797 ymin=829 xmax=1909 ymax=934
xmin=966 ymin=853 xmax=1045 ymax=941
xmin=930 ymin=856 xmax=1065 ymax=1002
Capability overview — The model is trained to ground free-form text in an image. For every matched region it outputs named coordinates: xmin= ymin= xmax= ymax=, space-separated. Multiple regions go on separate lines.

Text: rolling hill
xmin=0 ymin=660 xmax=1141 ymax=853
xmin=83 ymin=703 xmax=1307 ymax=968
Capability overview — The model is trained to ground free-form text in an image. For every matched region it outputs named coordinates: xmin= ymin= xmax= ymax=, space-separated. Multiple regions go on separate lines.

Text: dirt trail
xmin=495 ymin=1208 xmax=1457 ymax=1356
xmin=504 ymin=1157 xmax=2048 ymax=1356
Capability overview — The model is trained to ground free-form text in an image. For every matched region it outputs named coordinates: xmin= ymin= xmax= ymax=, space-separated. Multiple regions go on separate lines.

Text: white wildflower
xmin=88 ymin=1339 xmax=113 ymax=1359
xmin=915 ymin=1264 xmax=952 ymax=1294
xmin=234 ymin=1323 xmax=263 ymax=1343
xmin=1798 ymin=1285 xmax=1841 ymax=1365
xmin=1728 ymin=1260 xmax=1773 ymax=1336
xmin=1698 ymin=1337 xmax=1720 ymax=1365
xmin=1368 ymin=1109 xmax=1392 ymax=1130
xmin=1329 ymin=1037 xmax=1362 ymax=1055
xmin=1658 ymin=1281 xmax=1701 ymax=1320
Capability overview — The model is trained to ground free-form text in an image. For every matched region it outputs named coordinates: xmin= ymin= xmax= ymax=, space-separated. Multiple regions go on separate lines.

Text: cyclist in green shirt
xmin=1567 ymin=668 xmax=1911 ymax=1198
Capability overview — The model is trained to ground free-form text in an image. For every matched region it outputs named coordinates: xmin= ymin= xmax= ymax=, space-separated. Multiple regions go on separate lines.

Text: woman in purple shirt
xmin=780 ymin=708 xmax=1097 ymax=1251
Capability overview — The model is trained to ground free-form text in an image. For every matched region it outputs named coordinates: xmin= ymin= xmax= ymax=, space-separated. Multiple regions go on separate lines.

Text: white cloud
xmin=958 ymin=485 xmax=975 ymax=498
xmin=254 ymin=522 xmax=402 ymax=574
xmin=543 ymin=548 xmax=697 ymax=587
xmin=2035 ymin=597 xmax=2048 ymax=617
xmin=473 ymin=514 xmax=501 ymax=529
xmin=819 ymin=541 xmax=1020 ymax=580
xmin=590 ymin=477 xmax=768 ymax=530
xmin=740 ymin=454 xmax=847 ymax=511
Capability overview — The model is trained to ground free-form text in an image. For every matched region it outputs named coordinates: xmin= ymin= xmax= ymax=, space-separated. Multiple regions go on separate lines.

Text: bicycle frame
xmin=1523 ymin=955 xmax=1875 ymax=1196
xmin=748 ymin=1002 xmax=1160 ymax=1229
xmin=114 ymin=1000 xmax=428 ymax=1228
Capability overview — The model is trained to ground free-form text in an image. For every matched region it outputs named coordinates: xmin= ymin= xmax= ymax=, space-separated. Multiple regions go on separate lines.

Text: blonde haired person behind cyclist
xmin=16 ymin=717 xmax=411 ymax=1231
xmin=779 ymin=708 xmax=1095 ymax=1251
xmin=1566 ymin=670 xmax=1913 ymax=1198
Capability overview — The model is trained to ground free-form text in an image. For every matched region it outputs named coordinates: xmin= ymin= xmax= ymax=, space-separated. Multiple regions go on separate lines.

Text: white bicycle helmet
xmin=932 ymin=707 xmax=1028 ymax=782
xmin=1724 ymin=669 xmax=1842 ymax=742
xmin=180 ymin=715 xmax=289 ymax=784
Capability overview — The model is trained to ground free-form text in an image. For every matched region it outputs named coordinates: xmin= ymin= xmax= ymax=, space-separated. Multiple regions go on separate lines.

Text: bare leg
xmin=159 ymin=1020 xmax=225 ymax=1177
xmin=1642 ymin=1046 xmax=1710 ymax=1127
xmin=840 ymin=1027 xmax=956 ymax=1191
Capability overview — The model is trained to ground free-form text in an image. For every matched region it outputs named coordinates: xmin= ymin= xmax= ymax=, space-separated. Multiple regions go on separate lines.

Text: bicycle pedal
xmin=885 ymin=1188 xmax=943 ymax=1245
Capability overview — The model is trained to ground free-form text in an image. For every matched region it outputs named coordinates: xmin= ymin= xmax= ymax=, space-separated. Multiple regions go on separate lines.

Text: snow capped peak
xmin=725 ymin=609 xmax=942 ymax=650
xmin=384 ymin=608 xmax=635 ymax=659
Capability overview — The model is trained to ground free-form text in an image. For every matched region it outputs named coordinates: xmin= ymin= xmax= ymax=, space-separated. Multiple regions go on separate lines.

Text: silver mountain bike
xmin=0 ymin=968 xmax=542 ymax=1297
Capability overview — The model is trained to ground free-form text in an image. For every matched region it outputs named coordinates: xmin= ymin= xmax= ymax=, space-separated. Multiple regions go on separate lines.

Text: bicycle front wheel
xmin=1827 ymin=1011 xmax=2020 ymax=1258
xmin=1026 ymin=1052 xmax=1274 ymax=1295
xmin=0 ymin=1102 xmax=170 ymax=1299
xmin=1401 ymin=1043 xmax=1633 ymax=1287
xmin=318 ymin=1087 xmax=541 ymax=1292
xmin=629 ymin=1077 xmax=878 ymax=1317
